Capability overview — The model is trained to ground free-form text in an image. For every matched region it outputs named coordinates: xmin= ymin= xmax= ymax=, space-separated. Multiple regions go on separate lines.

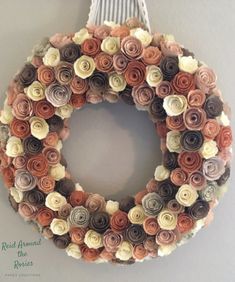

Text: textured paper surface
xmin=0 ymin=1 xmax=235 ymax=282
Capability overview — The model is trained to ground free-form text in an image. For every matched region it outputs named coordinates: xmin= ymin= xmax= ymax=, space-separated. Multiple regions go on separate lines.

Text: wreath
xmin=0 ymin=18 xmax=232 ymax=264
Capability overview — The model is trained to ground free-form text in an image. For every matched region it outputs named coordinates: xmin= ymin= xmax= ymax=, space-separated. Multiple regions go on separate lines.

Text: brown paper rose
xmin=172 ymin=71 xmax=195 ymax=95
xmin=166 ymin=114 xmax=186 ymax=131
xmin=27 ymin=154 xmax=49 ymax=177
xmin=110 ymin=210 xmax=130 ymax=233
xmin=177 ymin=213 xmax=194 ymax=233
xmin=38 ymin=175 xmax=55 ymax=194
xmin=95 ymin=52 xmax=113 ymax=73
xmin=170 ymin=168 xmax=188 ymax=186
xmin=37 ymin=65 xmax=55 ymax=85
xmin=69 ymin=94 xmax=86 ymax=109
xmin=132 ymin=83 xmax=155 ymax=107
xmin=36 ymin=207 xmax=55 ymax=226
xmin=178 ymin=151 xmax=202 ymax=173
xmin=124 ymin=61 xmax=146 ymax=86
xmin=81 ymin=38 xmax=101 ymax=57
xmin=33 ymin=99 xmax=55 ymax=119
xmin=69 ymin=190 xmax=88 ymax=207
xmin=10 ymin=118 xmax=30 ymax=139
xmin=70 ymin=76 xmax=89 ymax=94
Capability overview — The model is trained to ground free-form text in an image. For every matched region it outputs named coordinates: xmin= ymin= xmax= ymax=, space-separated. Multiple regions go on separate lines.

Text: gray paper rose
xmin=68 ymin=206 xmax=90 ymax=228
xmin=141 ymin=192 xmax=164 ymax=216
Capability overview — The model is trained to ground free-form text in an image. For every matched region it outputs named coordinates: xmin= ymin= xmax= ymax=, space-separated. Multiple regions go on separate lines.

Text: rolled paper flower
xmin=154 ymin=165 xmax=170 ymax=181
xmin=167 ymin=199 xmax=184 ymax=214
xmin=26 ymin=154 xmax=48 ymax=177
xmin=55 ymin=178 xmax=75 ymax=197
xmin=187 ymin=89 xmax=206 ymax=108
xmin=95 ymin=52 xmax=113 ymax=73
xmin=156 ymin=120 xmax=168 ymax=139
xmin=199 ymin=181 xmax=217 ymax=202
xmin=183 ymin=108 xmax=207 ymax=131
xmin=146 ymin=66 xmax=163 ymax=87
xmin=24 ymin=189 xmax=45 ymax=207
xmin=85 ymin=193 xmax=106 ymax=212
xmin=84 ymin=230 xmax=103 ymax=249
xmin=133 ymin=244 xmax=148 ymax=261
xmin=45 ymin=191 xmax=67 ymax=211
xmin=119 ymin=196 xmax=135 ymax=212
xmin=178 ymin=151 xmax=202 ymax=173
xmin=23 ymin=136 xmax=43 ymax=156
xmin=69 ymin=206 xmax=90 ymax=228
xmin=204 ymin=95 xmax=223 ymax=119
xmin=94 ymin=25 xmax=112 ymax=40
xmin=115 ymin=241 xmax=133 ymax=261
xmin=89 ymin=72 xmax=108 ymax=92
xmin=45 ymin=83 xmax=72 ymax=107
xmin=53 ymin=234 xmax=71 ymax=249
xmin=157 ymin=209 xmax=177 ymax=230
xmin=160 ymin=40 xmax=183 ymax=57
xmin=195 ymin=66 xmax=217 ymax=93
xmin=163 ymin=95 xmax=187 ymax=116
xmin=157 ymin=179 xmax=177 ymax=202
xmin=43 ymin=132 xmax=59 ymax=147
xmin=148 ymin=97 xmax=167 ymax=122
xmin=33 ymin=99 xmax=55 ymax=119
xmin=82 ymin=38 xmax=101 ymax=57
xmin=166 ymin=130 xmax=181 ymax=153
xmin=163 ymin=151 xmax=178 ymax=171
xmin=109 ymin=72 xmax=126 ymax=92
xmin=124 ymin=61 xmax=146 ymax=87
xmin=189 ymin=171 xmax=206 ymax=190
xmin=26 ymin=81 xmax=45 ymax=102
xmin=43 ymin=47 xmax=60 ymax=67
xmin=128 ymin=205 xmax=146 ymax=224
xmin=55 ymin=62 xmax=74 ymax=85
xmin=172 ymin=71 xmax=195 ymax=94
xmin=105 ymin=200 xmax=119 ymax=215
xmin=103 ymin=229 xmax=123 ymax=252
xmin=125 ymin=224 xmax=147 ymax=244
xmin=12 ymin=94 xmax=33 ymax=120
xmin=203 ymin=157 xmax=225 ymax=181
xmin=74 ymin=55 xmax=96 ymax=79
xmin=18 ymin=202 xmax=38 ymax=221
xmin=134 ymin=189 xmax=147 ymax=205
xmin=177 ymin=213 xmax=195 ymax=234
xmin=56 ymin=103 xmax=73 ymax=119
xmin=216 ymin=126 xmax=232 ymax=150
xmin=73 ymin=28 xmax=92 ymax=45
xmin=103 ymin=89 xmax=119 ymax=103
xmin=159 ymin=56 xmax=179 ymax=81
xmin=36 ymin=207 xmax=55 ymax=226
xmin=188 ymin=199 xmax=210 ymax=220
xmin=38 ymin=175 xmax=55 ymax=194
xmin=42 ymin=147 xmax=60 ymax=166
xmin=180 ymin=130 xmax=204 ymax=151
xmin=216 ymin=166 xmax=230 ymax=186
xmin=12 ymin=156 xmax=27 ymax=169
xmin=69 ymin=94 xmax=86 ymax=109
xmin=119 ymin=86 xmax=135 ymax=105
xmin=50 ymin=33 xmax=73 ymax=49
xmin=60 ymin=43 xmax=80 ymax=63
xmin=86 ymin=89 xmax=103 ymax=104
xmin=202 ymin=119 xmax=220 ymax=140
xmin=170 ymin=168 xmax=188 ymax=186
xmin=18 ymin=64 xmax=37 ymax=87
xmin=175 ymin=184 xmax=198 ymax=207
xmin=80 ymin=245 xmax=101 ymax=262
xmin=113 ymin=53 xmax=129 ymax=74
xmin=143 ymin=217 xmax=160 ymax=235
xmin=132 ymin=83 xmax=155 ymax=108
xmin=58 ymin=203 xmax=72 ymax=219
xmin=142 ymin=192 xmax=164 ymax=216
xmin=156 ymin=81 xmax=172 ymax=99
xmin=5 ymin=136 xmax=23 ymax=157
xmin=66 ymin=243 xmax=82 ymax=259
xmin=89 ymin=211 xmax=110 ymax=234
xmin=110 ymin=210 xmax=130 ymax=233
xmin=42 ymin=227 xmax=54 ymax=239
xmin=121 ymin=36 xmax=143 ymax=59
xmin=101 ymin=36 xmax=120 ymax=55
xmin=142 ymin=46 xmax=162 ymax=65
xmin=178 ymin=56 xmax=198 ymax=74
xmin=155 ymin=229 xmax=177 ymax=246
xmin=110 ymin=25 xmax=130 ymax=39
xmin=30 ymin=117 xmax=49 ymax=140
xmin=70 ymin=227 xmax=86 ymax=244
xmin=14 ymin=169 xmax=37 ymax=192
xmin=166 ymin=115 xmax=186 ymax=131
xmin=131 ymin=28 xmax=153 ymax=47
xmin=69 ymin=190 xmax=86 ymax=207
xmin=0 ymin=124 xmax=10 ymax=145
xmin=50 ymin=163 xmax=65 ymax=181
xmin=200 ymin=140 xmax=218 ymax=159
xmin=10 ymin=187 xmax=23 ymax=204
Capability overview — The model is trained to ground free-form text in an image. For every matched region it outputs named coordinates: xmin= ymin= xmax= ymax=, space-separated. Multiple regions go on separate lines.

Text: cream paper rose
xmin=200 ymin=140 xmax=218 ymax=159
xmin=115 ymin=241 xmax=133 ymax=261
xmin=6 ymin=136 xmax=23 ymax=157
xmin=146 ymin=65 xmax=163 ymax=87
xmin=158 ymin=244 xmax=177 ymax=257
xmin=154 ymin=165 xmax=170 ymax=181
xmin=50 ymin=218 xmax=69 ymax=235
xmin=101 ymin=36 xmax=120 ymax=55
xmin=50 ymin=163 xmax=65 ymax=181
xmin=55 ymin=104 xmax=73 ymax=119
xmin=157 ymin=209 xmax=177 ymax=230
xmin=26 ymin=81 xmax=45 ymax=101
xmin=0 ymin=99 xmax=14 ymax=124
xmin=74 ymin=55 xmax=96 ymax=79
xmin=217 ymin=111 xmax=230 ymax=126
xmin=105 ymin=200 xmax=119 ymax=215
xmin=131 ymin=28 xmax=153 ymax=47
xmin=178 ymin=56 xmax=198 ymax=74
xmin=10 ymin=187 xmax=24 ymax=203
xmin=84 ymin=230 xmax=103 ymax=249
xmin=66 ymin=243 xmax=82 ymax=259
xmin=45 ymin=191 xmax=67 ymax=211
xmin=109 ymin=73 xmax=127 ymax=92
xmin=104 ymin=21 xmax=120 ymax=28
xmin=73 ymin=28 xmax=92 ymax=45
xmin=166 ymin=130 xmax=181 ymax=153
xmin=128 ymin=205 xmax=146 ymax=224
xmin=176 ymin=184 xmax=198 ymax=207
xmin=30 ymin=117 xmax=49 ymax=140
xmin=163 ymin=95 xmax=188 ymax=116
xmin=43 ymin=47 xmax=60 ymax=67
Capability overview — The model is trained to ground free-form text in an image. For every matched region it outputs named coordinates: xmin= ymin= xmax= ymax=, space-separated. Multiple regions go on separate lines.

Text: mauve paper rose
xmin=203 ymin=157 xmax=225 ymax=181
xmin=160 ymin=40 xmax=183 ymax=57
xmin=195 ymin=66 xmax=217 ymax=93
xmin=155 ymin=229 xmax=177 ymax=245
xmin=95 ymin=52 xmax=113 ymax=73
xmin=132 ymin=83 xmax=155 ymax=109
xmin=45 ymin=83 xmax=72 ymax=107
xmin=189 ymin=171 xmax=206 ymax=190
xmin=55 ymin=62 xmax=75 ymax=85
xmin=103 ymin=229 xmax=123 ymax=252
xmin=18 ymin=201 xmax=38 ymax=221
xmin=187 ymin=89 xmax=206 ymax=108
xmin=12 ymin=94 xmax=33 ymax=121
xmin=121 ymin=36 xmax=143 ymax=59
xmin=14 ymin=169 xmax=37 ymax=192
xmin=113 ymin=53 xmax=129 ymax=73
xmin=50 ymin=33 xmax=73 ymax=49
xmin=60 ymin=43 xmax=80 ymax=63
xmin=183 ymin=108 xmax=207 ymax=131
